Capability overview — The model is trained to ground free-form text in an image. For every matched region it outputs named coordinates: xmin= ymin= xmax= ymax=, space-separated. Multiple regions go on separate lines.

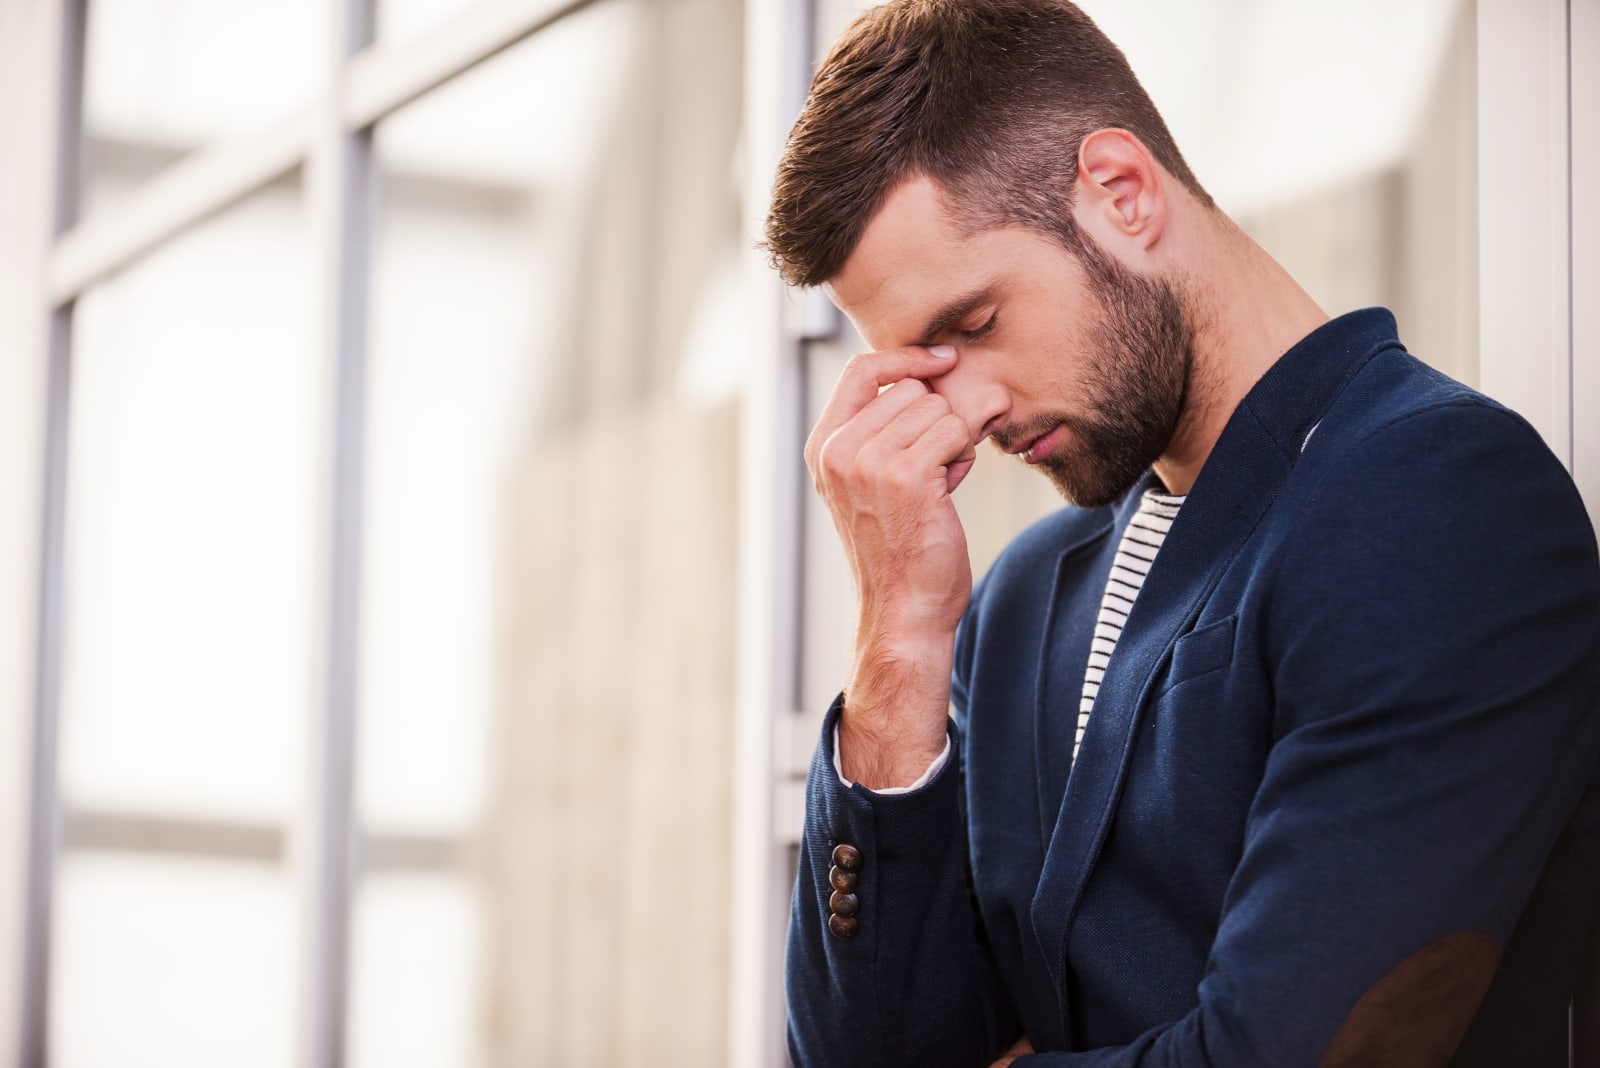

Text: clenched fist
xmin=804 ymin=344 xmax=978 ymax=789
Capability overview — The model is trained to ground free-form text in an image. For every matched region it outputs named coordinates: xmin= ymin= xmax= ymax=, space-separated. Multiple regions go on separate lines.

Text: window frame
xmin=18 ymin=1 xmax=629 ymax=1065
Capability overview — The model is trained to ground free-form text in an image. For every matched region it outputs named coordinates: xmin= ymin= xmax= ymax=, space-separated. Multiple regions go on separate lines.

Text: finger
xmin=812 ymin=379 xmax=930 ymax=490
xmin=809 ymin=374 xmax=943 ymax=491
xmin=945 ymin=452 xmax=978 ymax=495
xmin=814 ymin=380 xmax=933 ymax=495
xmin=823 ymin=377 xmax=933 ymax=459
xmin=843 ymin=385 xmax=948 ymax=462
xmin=872 ymin=412 xmax=973 ymax=500
xmin=905 ymin=411 xmax=976 ymax=481
xmin=808 ymin=345 xmax=957 ymax=456
xmin=851 ymin=394 xmax=961 ymax=488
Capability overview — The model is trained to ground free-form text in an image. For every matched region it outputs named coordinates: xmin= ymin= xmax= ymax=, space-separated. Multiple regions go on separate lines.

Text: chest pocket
xmin=1163 ymin=614 xmax=1237 ymax=693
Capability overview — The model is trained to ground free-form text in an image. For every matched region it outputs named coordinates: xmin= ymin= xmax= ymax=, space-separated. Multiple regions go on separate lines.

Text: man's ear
xmin=1073 ymin=128 xmax=1167 ymax=253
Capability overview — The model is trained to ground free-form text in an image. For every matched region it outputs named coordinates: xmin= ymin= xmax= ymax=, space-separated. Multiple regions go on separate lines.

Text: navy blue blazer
xmin=787 ymin=310 xmax=1600 ymax=1066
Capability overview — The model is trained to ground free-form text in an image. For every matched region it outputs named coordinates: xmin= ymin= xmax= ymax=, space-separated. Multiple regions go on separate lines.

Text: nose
xmin=927 ymin=360 xmax=1008 ymax=446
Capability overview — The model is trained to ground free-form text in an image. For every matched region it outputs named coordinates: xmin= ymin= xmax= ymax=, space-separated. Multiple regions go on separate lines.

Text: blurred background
xmin=0 ymin=0 xmax=1593 ymax=1065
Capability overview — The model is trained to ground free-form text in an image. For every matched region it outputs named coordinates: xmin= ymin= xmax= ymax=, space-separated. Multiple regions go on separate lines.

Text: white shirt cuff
xmin=833 ymin=726 xmax=952 ymax=794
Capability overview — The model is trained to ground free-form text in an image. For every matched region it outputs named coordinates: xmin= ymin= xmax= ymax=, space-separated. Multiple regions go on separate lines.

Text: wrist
xmin=836 ymin=713 xmax=949 ymax=790
xmin=845 ymin=631 xmax=953 ymax=717
xmin=839 ymin=634 xmax=953 ymax=789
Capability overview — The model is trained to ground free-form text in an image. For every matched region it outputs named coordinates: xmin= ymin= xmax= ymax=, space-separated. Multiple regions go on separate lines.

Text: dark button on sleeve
xmin=826 ymin=842 xmax=864 ymax=939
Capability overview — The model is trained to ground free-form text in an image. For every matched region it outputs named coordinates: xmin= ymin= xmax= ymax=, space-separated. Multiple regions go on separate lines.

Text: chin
xmin=1038 ymin=452 xmax=1148 ymax=509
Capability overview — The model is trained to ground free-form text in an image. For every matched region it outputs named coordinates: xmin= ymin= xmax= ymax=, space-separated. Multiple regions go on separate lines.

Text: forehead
xmin=825 ymin=176 xmax=1082 ymax=349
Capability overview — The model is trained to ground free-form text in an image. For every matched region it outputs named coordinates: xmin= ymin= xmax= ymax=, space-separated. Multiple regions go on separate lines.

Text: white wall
xmin=1476 ymin=0 xmax=1575 ymax=466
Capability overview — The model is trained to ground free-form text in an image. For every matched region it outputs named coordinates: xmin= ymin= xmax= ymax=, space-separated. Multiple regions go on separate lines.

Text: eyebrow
xmin=910 ymin=286 xmax=996 ymax=347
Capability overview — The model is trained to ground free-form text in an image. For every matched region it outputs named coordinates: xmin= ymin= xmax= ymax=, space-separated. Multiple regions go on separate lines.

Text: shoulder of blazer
xmin=1291 ymin=347 xmax=1518 ymax=474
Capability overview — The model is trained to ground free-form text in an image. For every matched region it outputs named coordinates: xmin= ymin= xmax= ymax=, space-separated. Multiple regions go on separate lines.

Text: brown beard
xmin=999 ymin=233 xmax=1195 ymax=508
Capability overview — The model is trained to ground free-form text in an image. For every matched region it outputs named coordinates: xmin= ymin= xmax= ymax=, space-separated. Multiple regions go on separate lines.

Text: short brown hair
xmin=764 ymin=0 xmax=1212 ymax=287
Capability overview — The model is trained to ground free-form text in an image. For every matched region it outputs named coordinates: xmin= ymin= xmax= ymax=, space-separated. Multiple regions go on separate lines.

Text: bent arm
xmin=787 ymin=698 xmax=1021 ymax=1068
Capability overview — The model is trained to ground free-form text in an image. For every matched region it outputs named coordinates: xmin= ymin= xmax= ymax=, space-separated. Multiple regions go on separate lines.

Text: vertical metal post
xmin=727 ymin=0 xmax=816 ymax=1062
xmin=295 ymin=0 xmax=373 ymax=1065
xmin=19 ymin=0 xmax=86 ymax=1064
xmin=19 ymin=310 xmax=72 ymax=1068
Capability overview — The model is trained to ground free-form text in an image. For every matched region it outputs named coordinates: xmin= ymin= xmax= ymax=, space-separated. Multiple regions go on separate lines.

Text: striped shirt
xmin=1076 ymin=488 xmax=1186 ymax=759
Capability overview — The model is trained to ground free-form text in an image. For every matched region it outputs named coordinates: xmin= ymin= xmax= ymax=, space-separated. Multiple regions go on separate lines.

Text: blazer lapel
xmin=1031 ymin=515 xmax=1118 ymax=851
xmin=1024 ymin=308 xmax=1406 ymax=1043
xmin=1028 ymin=408 xmax=1291 ymax=1039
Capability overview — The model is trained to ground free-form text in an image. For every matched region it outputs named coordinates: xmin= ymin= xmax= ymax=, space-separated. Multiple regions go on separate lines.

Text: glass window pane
xmin=356 ymin=0 xmax=744 ymax=1060
xmin=62 ymin=177 xmax=318 ymax=823
xmin=359 ymin=0 xmax=645 ymax=838
xmin=375 ymin=0 xmax=475 ymax=46
xmin=82 ymin=0 xmax=321 ymax=216
xmin=51 ymin=853 xmax=295 ymax=1068
xmin=348 ymin=874 xmax=481 ymax=1068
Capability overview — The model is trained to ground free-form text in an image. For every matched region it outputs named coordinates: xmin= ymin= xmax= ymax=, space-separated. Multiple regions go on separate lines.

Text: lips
xmin=1009 ymin=425 xmax=1063 ymax=464
xmin=1000 ymin=429 xmax=1041 ymax=456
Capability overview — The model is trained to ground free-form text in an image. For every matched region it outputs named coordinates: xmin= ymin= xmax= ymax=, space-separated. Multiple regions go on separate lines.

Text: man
xmin=764 ymin=1 xmax=1600 ymax=1065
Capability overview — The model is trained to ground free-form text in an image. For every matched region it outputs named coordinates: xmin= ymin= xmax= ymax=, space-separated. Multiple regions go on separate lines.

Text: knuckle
xmin=883 ymin=454 xmax=921 ymax=492
xmin=852 ymin=440 xmax=887 ymax=479
xmin=816 ymin=435 xmax=848 ymax=482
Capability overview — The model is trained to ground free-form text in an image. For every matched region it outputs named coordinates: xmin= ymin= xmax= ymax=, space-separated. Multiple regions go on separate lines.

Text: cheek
xmin=1007 ymin=335 xmax=1089 ymax=412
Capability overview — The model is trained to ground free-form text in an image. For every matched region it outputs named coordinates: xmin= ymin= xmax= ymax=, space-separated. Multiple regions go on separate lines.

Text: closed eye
xmin=960 ymin=313 xmax=997 ymax=343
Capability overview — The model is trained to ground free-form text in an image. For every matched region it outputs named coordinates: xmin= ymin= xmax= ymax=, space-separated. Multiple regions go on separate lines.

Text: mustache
xmin=990 ymin=411 xmax=1118 ymax=455
xmin=990 ymin=414 xmax=1064 ymax=453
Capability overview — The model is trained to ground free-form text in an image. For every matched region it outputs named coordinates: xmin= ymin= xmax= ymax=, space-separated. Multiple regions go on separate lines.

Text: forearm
xmin=788 ymin=699 xmax=1018 ymax=1067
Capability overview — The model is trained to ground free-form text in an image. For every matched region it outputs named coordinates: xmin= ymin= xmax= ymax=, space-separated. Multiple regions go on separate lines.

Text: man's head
xmin=764 ymin=0 xmax=1211 ymax=289
xmin=766 ymin=0 xmax=1215 ymax=507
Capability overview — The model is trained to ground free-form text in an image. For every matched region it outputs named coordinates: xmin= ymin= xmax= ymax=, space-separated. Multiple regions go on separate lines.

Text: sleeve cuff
xmin=833 ymin=725 xmax=952 ymax=794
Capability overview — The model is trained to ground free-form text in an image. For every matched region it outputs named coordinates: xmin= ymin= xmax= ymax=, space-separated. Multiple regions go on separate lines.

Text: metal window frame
xmin=19 ymin=0 xmax=86 ymax=1060
xmin=20 ymin=0 xmax=604 ymax=1066
xmin=47 ymin=0 xmax=598 ymax=307
xmin=293 ymin=1 xmax=375 ymax=1061
xmin=725 ymin=0 xmax=821 ymax=1057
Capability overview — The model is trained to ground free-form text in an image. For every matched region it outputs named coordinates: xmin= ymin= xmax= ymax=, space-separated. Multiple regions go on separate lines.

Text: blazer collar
xmin=1241 ymin=307 xmax=1402 ymax=464
xmin=1027 ymin=308 xmax=1404 ymax=1036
